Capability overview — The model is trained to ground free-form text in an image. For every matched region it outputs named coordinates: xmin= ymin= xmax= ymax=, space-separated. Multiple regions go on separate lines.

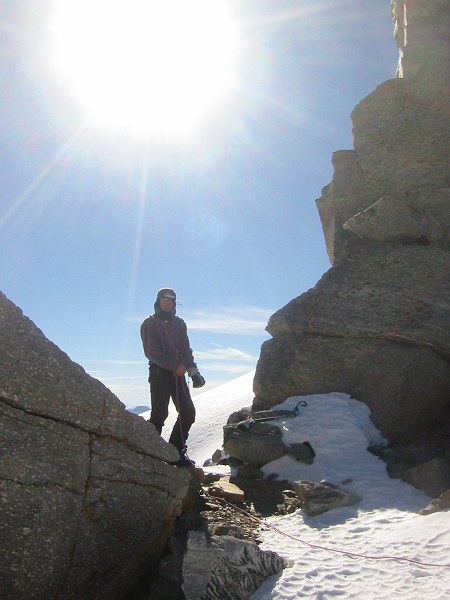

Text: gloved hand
xmin=192 ymin=372 xmax=205 ymax=388
xmin=174 ymin=364 xmax=187 ymax=377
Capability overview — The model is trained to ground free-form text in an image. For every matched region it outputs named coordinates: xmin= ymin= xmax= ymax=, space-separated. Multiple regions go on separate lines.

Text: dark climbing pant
xmin=148 ymin=365 xmax=196 ymax=454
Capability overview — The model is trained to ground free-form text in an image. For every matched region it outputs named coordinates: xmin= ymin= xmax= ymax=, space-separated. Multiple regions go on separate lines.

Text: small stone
xmin=209 ymin=479 xmax=245 ymax=503
xmin=419 ymin=489 xmax=450 ymax=515
xmin=286 ymin=441 xmax=316 ymax=464
xmin=293 ymin=480 xmax=362 ymax=516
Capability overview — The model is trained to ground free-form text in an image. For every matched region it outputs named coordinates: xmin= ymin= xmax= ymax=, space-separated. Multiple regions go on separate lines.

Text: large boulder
xmin=254 ymin=242 xmax=450 ymax=442
xmin=223 ymin=420 xmax=286 ymax=467
xmin=223 ymin=411 xmax=316 ymax=467
xmin=0 ymin=291 xmax=192 ymax=599
xmin=254 ymin=0 xmax=450 ymax=444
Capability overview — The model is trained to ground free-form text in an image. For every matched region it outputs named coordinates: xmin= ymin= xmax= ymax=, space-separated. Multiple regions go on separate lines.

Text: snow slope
xmin=141 ymin=371 xmax=450 ymax=599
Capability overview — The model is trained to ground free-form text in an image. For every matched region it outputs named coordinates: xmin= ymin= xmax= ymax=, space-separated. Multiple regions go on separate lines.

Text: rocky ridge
xmin=253 ymin=0 xmax=450 ymax=444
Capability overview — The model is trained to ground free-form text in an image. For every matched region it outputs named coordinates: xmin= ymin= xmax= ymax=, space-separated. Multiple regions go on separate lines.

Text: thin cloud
xmin=185 ymin=306 xmax=274 ymax=335
xmin=86 ymin=359 xmax=146 ymax=366
xmin=195 ymin=347 xmax=256 ymax=362
xmin=91 ymin=375 xmax=147 ymax=381
xmin=202 ymin=364 xmax=254 ymax=374
xmin=129 ymin=305 xmax=274 ymax=335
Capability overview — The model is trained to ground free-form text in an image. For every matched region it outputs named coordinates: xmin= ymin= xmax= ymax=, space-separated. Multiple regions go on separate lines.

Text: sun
xmin=51 ymin=0 xmax=239 ymax=136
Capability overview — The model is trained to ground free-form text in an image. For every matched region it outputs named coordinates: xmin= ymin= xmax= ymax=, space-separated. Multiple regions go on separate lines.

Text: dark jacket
xmin=140 ymin=312 xmax=196 ymax=373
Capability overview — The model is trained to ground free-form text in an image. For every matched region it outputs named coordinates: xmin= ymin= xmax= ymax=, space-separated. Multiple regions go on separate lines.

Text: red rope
xmin=211 ymin=494 xmax=450 ymax=569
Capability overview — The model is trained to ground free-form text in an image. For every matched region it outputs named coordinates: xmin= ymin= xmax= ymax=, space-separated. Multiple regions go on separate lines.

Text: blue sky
xmin=0 ymin=1 xmax=397 ymax=408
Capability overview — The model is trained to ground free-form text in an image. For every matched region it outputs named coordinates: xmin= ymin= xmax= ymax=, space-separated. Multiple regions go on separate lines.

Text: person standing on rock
xmin=140 ymin=287 xmax=205 ymax=466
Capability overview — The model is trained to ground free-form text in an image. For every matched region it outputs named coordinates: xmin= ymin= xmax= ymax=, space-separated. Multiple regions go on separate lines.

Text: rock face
xmin=253 ymin=0 xmax=450 ymax=443
xmin=0 ymin=291 xmax=191 ymax=600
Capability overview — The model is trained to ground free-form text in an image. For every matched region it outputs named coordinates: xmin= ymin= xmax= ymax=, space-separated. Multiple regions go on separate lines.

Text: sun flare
xmin=51 ymin=0 xmax=239 ymax=136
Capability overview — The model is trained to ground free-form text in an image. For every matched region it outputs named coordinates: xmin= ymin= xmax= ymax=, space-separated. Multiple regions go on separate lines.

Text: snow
xmin=140 ymin=370 xmax=450 ymax=599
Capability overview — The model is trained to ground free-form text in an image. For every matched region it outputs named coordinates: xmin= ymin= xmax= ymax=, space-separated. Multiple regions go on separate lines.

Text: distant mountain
xmin=128 ymin=405 xmax=150 ymax=414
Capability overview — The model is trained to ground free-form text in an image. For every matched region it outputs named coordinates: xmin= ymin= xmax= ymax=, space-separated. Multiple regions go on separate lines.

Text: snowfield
xmin=141 ymin=371 xmax=450 ymax=599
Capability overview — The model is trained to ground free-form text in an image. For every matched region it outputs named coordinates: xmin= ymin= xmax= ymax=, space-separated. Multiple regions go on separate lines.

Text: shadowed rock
xmin=0 ymin=291 xmax=193 ymax=600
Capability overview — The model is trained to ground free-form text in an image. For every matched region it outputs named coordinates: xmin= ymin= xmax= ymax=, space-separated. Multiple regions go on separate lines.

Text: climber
xmin=140 ymin=287 xmax=205 ymax=466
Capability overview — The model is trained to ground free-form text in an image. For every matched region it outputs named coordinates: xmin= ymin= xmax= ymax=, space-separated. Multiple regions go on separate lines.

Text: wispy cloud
xmin=90 ymin=374 xmax=148 ymax=381
xmin=129 ymin=305 xmax=273 ymax=335
xmin=86 ymin=359 xmax=146 ymax=366
xmin=195 ymin=347 xmax=256 ymax=362
xmin=202 ymin=364 xmax=254 ymax=374
xmin=185 ymin=305 xmax=273 ymax=335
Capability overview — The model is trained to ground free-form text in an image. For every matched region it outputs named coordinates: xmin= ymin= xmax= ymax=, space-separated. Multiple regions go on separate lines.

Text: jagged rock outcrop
xmin=253 ymin=0 xmax=450 ymax=443
xmin=0 ymin=291 xmax=192 ymax=600
xmin=182 ymin=531 xmax=287 ymax=600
